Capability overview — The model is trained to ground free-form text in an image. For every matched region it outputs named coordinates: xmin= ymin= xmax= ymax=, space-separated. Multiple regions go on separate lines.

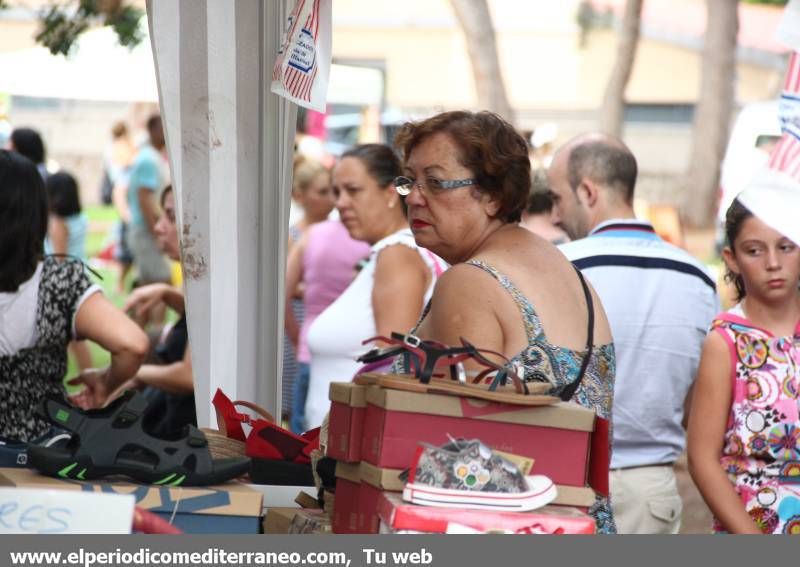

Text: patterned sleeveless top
xmin=711 ymin=310 xmax=800 ymax=534
xmin=398 ymin=259 xmax=617 ymax=534
xmin=0 ymin=257 xmax=94 ymax=442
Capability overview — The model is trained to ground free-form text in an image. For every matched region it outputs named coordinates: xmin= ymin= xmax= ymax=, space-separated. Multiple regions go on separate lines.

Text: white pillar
xmin=147 ymin=0 xmax=296 ymax=425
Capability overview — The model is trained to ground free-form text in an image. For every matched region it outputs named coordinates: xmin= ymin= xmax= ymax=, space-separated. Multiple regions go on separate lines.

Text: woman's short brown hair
xmin=394 ymin=111 xmax=531 ymax=223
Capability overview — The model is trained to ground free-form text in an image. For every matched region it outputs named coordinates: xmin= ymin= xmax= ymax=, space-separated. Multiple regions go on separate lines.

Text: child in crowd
xmin=688 ymin=199 xmax=800 ymax=534
xmin=45 ymin=171 xmax=93 ymax=370
xmin=45 ymin=171 xmax=89 ymax=260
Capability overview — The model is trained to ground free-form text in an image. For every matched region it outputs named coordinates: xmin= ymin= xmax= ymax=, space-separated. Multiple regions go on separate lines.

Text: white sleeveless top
xmin=304 ymin=229 xmax=446 ymax=428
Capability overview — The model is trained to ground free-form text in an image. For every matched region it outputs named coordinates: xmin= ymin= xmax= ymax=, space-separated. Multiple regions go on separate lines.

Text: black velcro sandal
xmin=27 ymin=391 xmax=250 ymax=486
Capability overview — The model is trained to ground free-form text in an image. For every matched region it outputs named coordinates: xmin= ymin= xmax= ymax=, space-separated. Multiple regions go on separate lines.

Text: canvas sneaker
xmin=403 ymin=438 xmax=556 ymax=512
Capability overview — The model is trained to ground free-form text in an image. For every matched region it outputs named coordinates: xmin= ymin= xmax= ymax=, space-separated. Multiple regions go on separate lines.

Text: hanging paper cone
xmin=271 ymin=0 xmax=332 ymax=112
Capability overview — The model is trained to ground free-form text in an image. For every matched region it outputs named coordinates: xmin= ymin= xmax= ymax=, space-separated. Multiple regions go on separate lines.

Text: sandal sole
xmin=372 ymin=374 xmax=558 ymax=406
xmin=27 ymin=445 xmax=250 ymax=486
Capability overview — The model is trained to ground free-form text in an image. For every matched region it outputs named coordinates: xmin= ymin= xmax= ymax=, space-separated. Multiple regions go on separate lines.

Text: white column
xmin=147 ymin=0 xmax=296 ymax=426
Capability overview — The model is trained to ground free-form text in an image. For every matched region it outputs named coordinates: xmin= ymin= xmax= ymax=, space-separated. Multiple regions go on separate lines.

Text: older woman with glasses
xmin=392 ymin=111 xmax=617 ymax=534
xmin=304 ymin=144 xmax=446 ymax=430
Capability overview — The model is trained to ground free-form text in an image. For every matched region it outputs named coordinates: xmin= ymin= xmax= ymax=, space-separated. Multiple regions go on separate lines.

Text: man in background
xmin=548 ymin=133 xmax=720 ymax=534
xmin=126 ymin=114 xmax=171 ymax=327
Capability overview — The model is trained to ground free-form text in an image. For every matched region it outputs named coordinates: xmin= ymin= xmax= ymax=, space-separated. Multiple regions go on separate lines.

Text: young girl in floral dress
xmin=688 ymin=199 xmax=800 ymax=534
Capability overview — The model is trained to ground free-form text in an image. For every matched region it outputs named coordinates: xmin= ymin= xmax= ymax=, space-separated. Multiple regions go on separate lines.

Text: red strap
xmin=132 ymin=507 xmax=182 ymax=534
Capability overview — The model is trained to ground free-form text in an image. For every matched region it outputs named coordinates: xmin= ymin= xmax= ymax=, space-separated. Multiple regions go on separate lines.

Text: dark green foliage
xmin=0 ymin=1 xmax=144 ymax=56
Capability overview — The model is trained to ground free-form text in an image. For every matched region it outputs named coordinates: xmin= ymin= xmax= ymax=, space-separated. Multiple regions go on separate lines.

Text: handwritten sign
xmin=0 ymin=488 xmax=134 ymax=534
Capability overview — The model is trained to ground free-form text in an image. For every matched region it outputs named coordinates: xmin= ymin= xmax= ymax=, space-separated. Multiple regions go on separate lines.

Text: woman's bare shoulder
xmin=433 ymin=262 xmax=496 ymax=293
xmin=374 ymin=241 xmax=429 ymax=273
xmin=424 ymin=263 xmax=505 ymax=347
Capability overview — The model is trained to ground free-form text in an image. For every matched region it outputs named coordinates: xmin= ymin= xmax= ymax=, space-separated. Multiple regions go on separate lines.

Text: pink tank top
xmin=298 ymin=220 xmax=370 ymax=362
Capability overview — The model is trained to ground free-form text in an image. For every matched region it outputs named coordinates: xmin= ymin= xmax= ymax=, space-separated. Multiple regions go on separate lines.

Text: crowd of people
xmin=1 ymin=108 xmax=798 ymax=535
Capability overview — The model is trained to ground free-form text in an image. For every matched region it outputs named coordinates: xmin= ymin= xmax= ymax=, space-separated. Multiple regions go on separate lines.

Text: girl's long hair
xmin=724 ymin=199 xmax=754 ymax=302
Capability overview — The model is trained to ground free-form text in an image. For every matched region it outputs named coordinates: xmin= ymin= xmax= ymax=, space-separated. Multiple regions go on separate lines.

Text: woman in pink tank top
xmin=284 ymin=220 xmax=370 ymax=432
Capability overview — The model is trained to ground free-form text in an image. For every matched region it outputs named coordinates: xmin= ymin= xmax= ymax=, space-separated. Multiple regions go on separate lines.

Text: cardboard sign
xmin=0 ymin=488 xmax=134 ymax=534
xmin=0 ymin=468 xmax=264 ymax=534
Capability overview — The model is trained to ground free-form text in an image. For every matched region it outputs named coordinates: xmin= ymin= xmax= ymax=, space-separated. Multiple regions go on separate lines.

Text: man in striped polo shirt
xmin=548 ymin=134 xmax=720 ymax=534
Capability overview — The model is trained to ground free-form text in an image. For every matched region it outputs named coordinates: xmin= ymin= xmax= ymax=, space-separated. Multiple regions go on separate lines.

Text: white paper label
xmin=0 ymin=488 xmax=134 ymax=534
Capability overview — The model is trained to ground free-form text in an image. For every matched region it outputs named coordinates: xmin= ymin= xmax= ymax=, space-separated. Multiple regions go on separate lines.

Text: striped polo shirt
xmin=559 ymin=219 xmax=720 ymax=469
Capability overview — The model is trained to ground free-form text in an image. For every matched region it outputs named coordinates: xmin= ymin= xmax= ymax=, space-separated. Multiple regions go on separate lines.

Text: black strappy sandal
xmin=357 ymin=333 xmax=556 ymax=405
xmin=357 ymin=332 xmax=478 ymax=383
xmin=27 ymin=391 xmax=251 ymax=486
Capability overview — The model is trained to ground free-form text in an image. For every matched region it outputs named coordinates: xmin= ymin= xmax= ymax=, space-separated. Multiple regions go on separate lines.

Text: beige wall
xmin=0 ymin=20 xmax=37 ymax=53
xmin=332 ymin=0 xmax=784 ymax=113
xmin=330 ymin=0 xmax=784 ymax=203
xmin=0 ymin=0 xmax=785 ymax=207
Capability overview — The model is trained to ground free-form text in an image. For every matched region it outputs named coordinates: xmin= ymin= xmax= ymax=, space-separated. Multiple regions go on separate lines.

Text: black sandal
xmin=357 ymin=332 xmax=474 ymax=383
xmin=27 ymin=391 xmax=251 ymax=486
xmin=359 ymin=332 xmax=520 ymax=384
xmin=357 ymin=333 xmax=555 ymax=405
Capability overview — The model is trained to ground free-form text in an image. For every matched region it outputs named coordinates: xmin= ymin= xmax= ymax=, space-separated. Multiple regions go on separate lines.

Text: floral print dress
xmin=711 ymin=310 xmax=800 ymax=534
xmin=0 ymin=257 xmax=95 ymax=442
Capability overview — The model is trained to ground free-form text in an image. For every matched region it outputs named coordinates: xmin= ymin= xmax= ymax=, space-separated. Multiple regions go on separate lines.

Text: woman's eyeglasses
xmin=393 ymin=175 xmax=476 ymax=197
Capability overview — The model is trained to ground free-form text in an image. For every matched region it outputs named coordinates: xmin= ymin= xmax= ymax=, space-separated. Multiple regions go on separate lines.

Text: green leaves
xmin=29 ymin=1 xmax=145 ymax=57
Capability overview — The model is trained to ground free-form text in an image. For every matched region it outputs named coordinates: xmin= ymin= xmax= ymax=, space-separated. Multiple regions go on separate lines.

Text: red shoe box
xmin=331 ymin=461 xmax=389 ymax=535
xmin=378 ymin=492 xmax=595 ymax=534
xmin=327 ymin=383 xmax=367 ymax=463
xmin=332 ymin=462 xmax=362 ymax=534
xmin=359 ymin=483 xmax=384 ymax=534
xmin=360 ymin=384 xmax=607 ymax=492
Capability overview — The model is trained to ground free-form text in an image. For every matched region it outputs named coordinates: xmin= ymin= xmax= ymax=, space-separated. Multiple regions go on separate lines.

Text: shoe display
xmin=27 ymin=391 xmax=250 ymax=486
xmin=403 ymin=438 xmax=556 ymax=512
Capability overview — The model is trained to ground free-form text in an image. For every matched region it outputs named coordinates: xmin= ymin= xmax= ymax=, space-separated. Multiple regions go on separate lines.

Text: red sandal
xmin=211 ymin=389 xmax=315 ymax=463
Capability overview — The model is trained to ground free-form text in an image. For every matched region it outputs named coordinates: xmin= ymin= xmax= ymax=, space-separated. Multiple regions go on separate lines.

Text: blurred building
xmin=330 ymin=0 xmax=788 ymax=202
xmin=0 ymin=0 xmax=790 ymax=206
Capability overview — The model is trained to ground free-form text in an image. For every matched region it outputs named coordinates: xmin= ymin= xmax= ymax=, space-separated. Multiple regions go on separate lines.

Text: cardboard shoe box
xmin=327 ymin=383 xmax=367 ymax=463
xmin=378 ymin=492 xmax=595 ymax=534
xmin=0 ymin=468 xmax=262 ymax=534
xmin=262 ymin=507 xmax=298 ymax=534
xmin=332 ymin=462 xmax=362 ymax=534
xmin=288 ymin=509 xmax=332 ymax=534
xmin=360 ymin=385 xmax=604 ymax=489
xmin=333 ymin=461 xmax=394 ymax=535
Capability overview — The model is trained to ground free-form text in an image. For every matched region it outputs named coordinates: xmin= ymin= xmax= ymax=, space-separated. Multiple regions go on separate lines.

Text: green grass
xmin=85 ymin=204 xmax=120 ymax=224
